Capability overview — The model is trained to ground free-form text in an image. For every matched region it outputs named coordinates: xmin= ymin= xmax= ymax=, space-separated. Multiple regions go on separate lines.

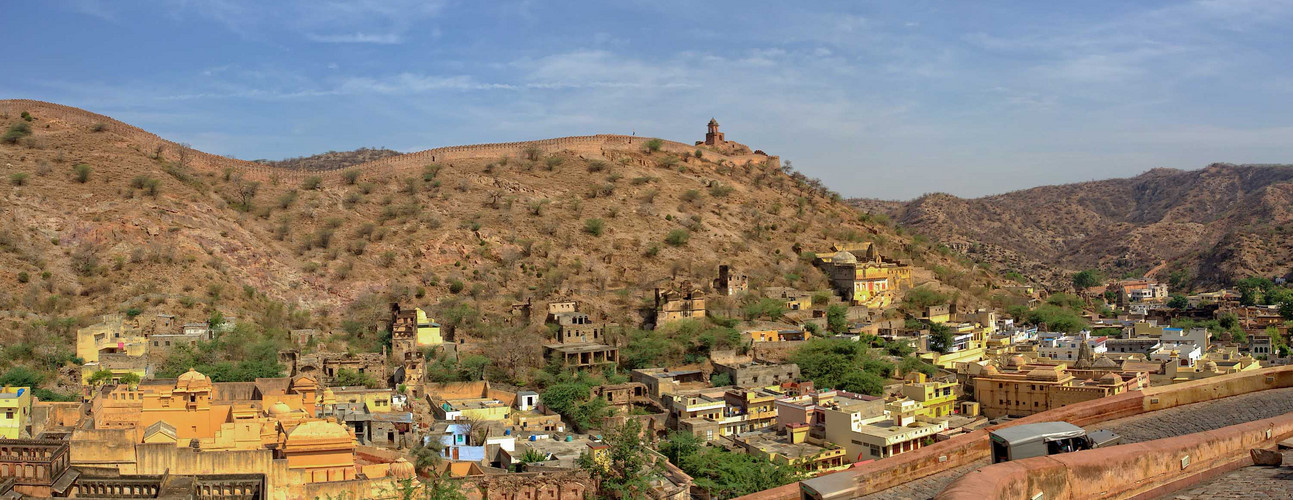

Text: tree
xmin=118 ymin=372 xmax=142 ymax=388
xmin=660 ymin=431 xmax=801 ymax=498
xmin=1167 ymin=294 xmax=1189 ymax=309
xmin=1072 ymin=269 xmax=1104 ymax=290
xmin=927 ymin=322 xmax=956 ymax=354
xmin=231 ymin=175 xmax=260 ymax=211
xmin=903 ymin=287 xmax=949 ymax=314
xmin=333 ymin=368 xmax=379 ymax=388
xmin=710 ymin=372 xmax=732 ymax=387
xmin=87 ymin=369 xmax=115 ymax=388
xmin=1237 ymin=277 xmax=1275 ymax=306
xmin=1267 ymin=287 xmax=1293 ymax=319
xmin=0 ymin=367 xmax=44 ymax=388
xmin=790 ymin=338 xmax=889 ymax=395
xmin=826 ymin=304 xmax=849 ymax=334
xmin=580 ymin=420 xmax=658 ymax=499
xmin=645 ymin=138 xmax=664 ymax=153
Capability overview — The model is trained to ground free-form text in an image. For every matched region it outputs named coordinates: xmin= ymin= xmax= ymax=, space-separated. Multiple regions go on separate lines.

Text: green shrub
xmin=9 ymin=173 xmax=28 ymax=186
xmin=708 ymin=182 xmax=733 ymax=198
xmin=665 ymin=229 xmax=690 ymax=247
xmin=448 ymin=279 xmax=465 ymax=294
xmin=342 ymin=170 xmax=360 ymax=185
xmin=19 ymin=111 xmax=32 ymax=122
xmin=91 ymin=122 xmax=108 ymax=132
xmin=2 ymin=122 xmax=32 ymax=144
xmin=681 ymin=189 xmax=702 ymax=203
xmin=73 ymin=164 xmax=92 ymax=183
xmin=645 ymin=138 xmax=664 ymax=152
xmin=16 ymin=272 xmax=29 ymax=283
xmin=584 ymin=218 xmax=605 ymax=236
xmin=131 ymin=175 xmax=160 ymax=196
xmin=302 ymin=176 xmax=322 ymax=190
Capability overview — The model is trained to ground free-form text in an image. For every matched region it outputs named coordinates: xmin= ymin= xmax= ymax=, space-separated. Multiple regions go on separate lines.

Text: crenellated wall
xmin=936 ymin=412 xmax=1293 ymax=500
xmin=0 ymin=99 xmax=779 ymax=184
xmin=737 ymin=365 xmax=1293 ymax=500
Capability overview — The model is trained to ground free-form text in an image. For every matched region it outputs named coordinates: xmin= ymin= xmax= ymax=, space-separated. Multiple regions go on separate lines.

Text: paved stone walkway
xmin=1167 ymin=449 xmax=1293 ymax=499
xmin=861 ymin=387 xmax=1293 ymax=500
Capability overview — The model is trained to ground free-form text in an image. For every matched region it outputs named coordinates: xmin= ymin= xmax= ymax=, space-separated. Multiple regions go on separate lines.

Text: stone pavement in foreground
xmin=861 ymin=387 xmax=1293 ymax=500
xmin=1167 ymin=449 xmax=1293 ymax=499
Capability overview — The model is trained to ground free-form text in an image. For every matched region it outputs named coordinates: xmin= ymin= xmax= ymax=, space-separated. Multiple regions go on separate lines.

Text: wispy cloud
xmin=305 ymin=32 xmax=402 ymax=44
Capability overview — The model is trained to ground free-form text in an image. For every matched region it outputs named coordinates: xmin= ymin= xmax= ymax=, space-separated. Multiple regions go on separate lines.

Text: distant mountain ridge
xmin=851 ymin=164 xmax=1293 ymax=290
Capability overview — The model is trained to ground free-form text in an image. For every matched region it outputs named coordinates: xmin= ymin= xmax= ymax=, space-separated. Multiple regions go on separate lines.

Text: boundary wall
xmin=936 ymin=412 xmax=1293 ymax=499
xmin=735 ymin=365 xmax=1293 ymax=500
xmin=0 ymin=99 xmax=778 ymax=183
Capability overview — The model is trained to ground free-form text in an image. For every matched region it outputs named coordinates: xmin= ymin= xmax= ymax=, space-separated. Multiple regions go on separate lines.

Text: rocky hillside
xmin=255 ymin=147 xmax=402 ymax=171
xmin=853 ymin=164 xmax=1293 ymax=291
xmin=0 ymin=100 xmax=998 ymax=350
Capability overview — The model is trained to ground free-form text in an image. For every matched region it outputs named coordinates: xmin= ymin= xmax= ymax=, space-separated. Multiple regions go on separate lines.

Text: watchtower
xmin=704 ymin=118 xmax=725 ymax=146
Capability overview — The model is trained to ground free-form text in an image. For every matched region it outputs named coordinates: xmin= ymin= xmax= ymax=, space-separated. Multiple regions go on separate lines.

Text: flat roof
xmin=990 ymin=421 xmax=1085 ymax=446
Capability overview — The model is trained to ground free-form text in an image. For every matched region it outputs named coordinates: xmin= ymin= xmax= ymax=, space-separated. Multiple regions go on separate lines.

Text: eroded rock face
xmin=1251 ymin=447 xmax=1283 ymax=466
xmin=853 ymin=164 xmax=1293 ymax=291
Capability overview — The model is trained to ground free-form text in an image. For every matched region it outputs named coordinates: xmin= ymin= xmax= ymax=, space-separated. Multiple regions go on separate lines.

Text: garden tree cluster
xmin=424 ymin=353 xmax=491 ymax=383
xmin=620 ymin=318 xmax=742 ymax=369
xmin=1004 ymin=294 xmax=1088 ymax=333
xmin=1167 ymin=294 xmax=1190 ymax=309
xmin=331 ymin=368 xmax=379 ymax=388
xmin=657 ymin=431 xmax=801 ymax=498
xmin=1237 ymin=277 xmax=1293 ymax=319
xmin=1072 ymin=269 xmax=1105 ymax=290
xmin=901 ymin=287 xmax=951 ymax=316
xmin=156 ymin=322 xmax=286 ymax=382
xmin=539 ymin=371 xmax=622 ymax=432
xmin=926 ymin=323 xmax=956 ymax=354
xmin=826 ymin=304 xmax=849 ymax=334
xmin=789 ymin=338 xmax=892 ymax=396
xmin=578 ymin=420 xmax=661 ymax=498
xmin=0 ymin=366 xmax=76 ymax=401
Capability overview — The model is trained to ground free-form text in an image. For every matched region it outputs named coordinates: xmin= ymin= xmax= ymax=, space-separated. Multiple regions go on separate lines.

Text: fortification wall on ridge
xmin=0 ymin=99 xmax=779 ymax=184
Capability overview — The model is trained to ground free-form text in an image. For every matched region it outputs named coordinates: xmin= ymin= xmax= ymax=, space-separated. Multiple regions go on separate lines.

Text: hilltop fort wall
xmin=0 ymin=99 xmax=779 ymax=183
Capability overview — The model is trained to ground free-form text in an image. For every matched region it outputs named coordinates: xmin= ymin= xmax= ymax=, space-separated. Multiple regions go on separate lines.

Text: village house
xmin=764 ymin=287 xmax=815 ymax=312
xmin=631 ymin=368 xmax=709 ymax=399
xmin=714 ymin=264 xmax=750 ymax=296
xmin=732 ymin=425 xmax=849 ymax=477
xmin=971 ymin=361 xmax=1135 ymax=419
xmin=388 ymin=304 xmax=444 ymax=357
xmin=543 ymin=303 xmax=620 ymax=369
xmin=814 ymin=243 xmax=913 ymax=308
xmin=711 ymin=360 xmax=802 ymax=388
xmin=654 ymin=281 xmax=706 ymax=325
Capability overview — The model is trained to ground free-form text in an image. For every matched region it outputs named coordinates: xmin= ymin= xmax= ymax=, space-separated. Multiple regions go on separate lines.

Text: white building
xmin=1038 ymin=332 xmax=1108 ymax=362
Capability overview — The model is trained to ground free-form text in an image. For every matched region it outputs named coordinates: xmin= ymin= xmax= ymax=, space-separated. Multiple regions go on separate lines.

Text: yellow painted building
xmin=900 ymin=374 xmax=956 ymax=418
xmin=412 ymin=308 xmax=444 ymax=346
xmin=816 ymin=244 xmax=914 ymax=308
xmin=0 ymin=387 xmax=32 ymax=439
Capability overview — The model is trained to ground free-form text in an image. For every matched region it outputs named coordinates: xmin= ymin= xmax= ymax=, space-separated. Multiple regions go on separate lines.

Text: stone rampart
xmin=936 ymin=412 xmax=1293 ymax=500
xmin=737 ymin=365 xmax=1293 ymax=500
xmin=0 ymin=99 xmax=777 ymax=184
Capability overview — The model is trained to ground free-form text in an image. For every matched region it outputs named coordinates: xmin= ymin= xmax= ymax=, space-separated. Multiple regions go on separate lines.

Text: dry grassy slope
xmin=0 ymin=100 xmax=995 ymax=337
xmin=853 ymin=164 xmax=1293 ymax=290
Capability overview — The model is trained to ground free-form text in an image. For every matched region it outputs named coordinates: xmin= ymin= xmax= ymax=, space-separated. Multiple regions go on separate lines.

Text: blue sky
xmin=4 ymin=1 xmax=1293 ymax=199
